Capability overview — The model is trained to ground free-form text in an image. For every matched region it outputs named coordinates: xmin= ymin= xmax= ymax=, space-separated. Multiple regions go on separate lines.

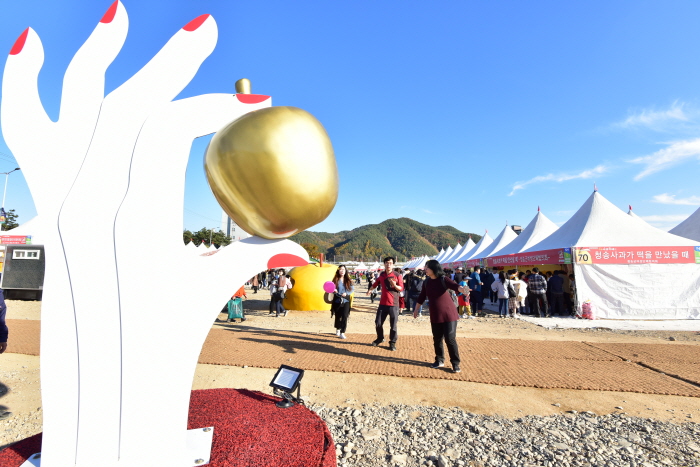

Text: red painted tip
xmin=9 ymin=28 xmax=29 ymax=56
xmin=235 ymin=94 xmax=270 ymax=104
xmin=100 ymin=1 xmax=118 ymax=23
xmin=267 ymin=254 xmax=308 ymax=269
xmin=183 ymin=14 xmax=210 ymax=31
xmin=537 ymin=205 xmax=540 ymax=212
xmin=629 ymin=205 xmax=632 ymax=211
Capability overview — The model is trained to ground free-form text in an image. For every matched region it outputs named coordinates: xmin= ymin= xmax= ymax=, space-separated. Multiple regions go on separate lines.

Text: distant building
xmin=221 ymin=211 xmax=251 ymax=242
xmin=511 ymin=225 xmax=522 ymax=235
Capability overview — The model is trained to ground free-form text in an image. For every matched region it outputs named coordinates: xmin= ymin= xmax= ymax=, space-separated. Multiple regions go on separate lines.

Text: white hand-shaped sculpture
xmin=1 ymin=2 xmax=309 ymax=466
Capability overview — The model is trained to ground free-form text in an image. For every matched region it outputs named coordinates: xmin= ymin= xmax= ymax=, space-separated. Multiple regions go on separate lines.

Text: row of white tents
xmin=348 ymin=261 xmax=384 ymax=272
xmin=404 ymin=190 xmax=700 ymax=320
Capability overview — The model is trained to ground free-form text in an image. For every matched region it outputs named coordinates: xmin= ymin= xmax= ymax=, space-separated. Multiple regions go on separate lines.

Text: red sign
xmin=485 ymin=248 xmax=572 ymax=267
xmin=574 ymin=246 xmax=700 ymax=265
xmin=465 ymin=258 xmax=480 ymax=268
xmin=0 ymin=235 xmax=31 ymax=245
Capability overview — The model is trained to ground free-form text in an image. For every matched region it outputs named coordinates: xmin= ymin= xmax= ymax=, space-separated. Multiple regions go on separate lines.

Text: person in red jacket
xmin=366 ymin=257 xmax=404 ymax=351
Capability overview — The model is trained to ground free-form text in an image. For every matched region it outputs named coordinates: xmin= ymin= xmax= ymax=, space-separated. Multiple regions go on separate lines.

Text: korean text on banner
xmin=574 ymin=246 xmax=700 ymax=265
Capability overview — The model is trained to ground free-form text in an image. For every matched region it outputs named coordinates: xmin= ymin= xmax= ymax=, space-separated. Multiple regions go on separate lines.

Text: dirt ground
xmin=2 ymin=289 xmax=700 ymax=448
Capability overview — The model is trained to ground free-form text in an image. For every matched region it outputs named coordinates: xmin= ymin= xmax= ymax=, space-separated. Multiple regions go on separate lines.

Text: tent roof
xmin=462 ymin=237 xmax=476 ymax=253
xmin=434 ymin=248 xmax=445 ymax=260
xmin=412 ymin=256 xmax=428 ymax=270
xmin=478 ymin=224 xmax=518 ymax=259
xmin=440 ymin=243 xmax=463 ymax=264
xmin=435 ymin=246 xmax=453 ymax=262
xmin=465 ymin=233 xmax=493 ymax=260
xmin=495 ymin=210 xmax=558 ymax=256
xmin=525 ymin=191 xmax=696 ymax=251
xmin=670 ymin=206 xmax=700 ymax=242
xmin=454 ymin=232 xmax=493 ymax=262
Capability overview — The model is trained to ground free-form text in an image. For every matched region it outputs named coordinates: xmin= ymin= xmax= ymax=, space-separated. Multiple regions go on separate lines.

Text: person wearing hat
xmin=453 ymin=267 xmax=464 ymax=284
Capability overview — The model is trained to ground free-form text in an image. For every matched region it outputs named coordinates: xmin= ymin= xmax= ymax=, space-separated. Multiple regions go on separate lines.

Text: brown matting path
xmin=8 ymin=319 xmax=700 ymax=397
xmin=5 ymin=319 xmax=40 ymax=356
xmin=200 ymin=327 xmax=700 ymax=398
xmin=588 ymin=342 xmax=700 ymax=386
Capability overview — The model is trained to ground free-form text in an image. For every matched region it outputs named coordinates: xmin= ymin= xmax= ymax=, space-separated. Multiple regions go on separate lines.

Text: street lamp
xmin=1 ymin=168 xmax=20 ymax=231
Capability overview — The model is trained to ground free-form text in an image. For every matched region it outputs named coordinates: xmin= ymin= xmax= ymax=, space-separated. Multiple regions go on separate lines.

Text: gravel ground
xmin=310 ymin=402 xmax=700 ymax=467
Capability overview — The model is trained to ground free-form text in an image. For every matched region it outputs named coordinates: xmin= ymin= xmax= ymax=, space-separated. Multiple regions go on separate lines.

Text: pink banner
xmin=484 ymin=248 xmax=572 ymax=267
xmin=0 ymin=235 xmax=31 ymax=245
xmin=574 ymin=246 xmax=700 ymax=265
xmin=466 ymin=258 xmax=480 ymax=268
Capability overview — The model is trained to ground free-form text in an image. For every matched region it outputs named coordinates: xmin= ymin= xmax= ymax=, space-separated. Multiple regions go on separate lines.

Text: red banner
xmin=574 ymin=246 xmax=700 ymax=265
xmin=484 ymin=248 xmax=572 ymax=267
xmin=0 ymin=235 xmax=31 ymax=245
xmin=465 ymin=258 xmax=480 ymax=268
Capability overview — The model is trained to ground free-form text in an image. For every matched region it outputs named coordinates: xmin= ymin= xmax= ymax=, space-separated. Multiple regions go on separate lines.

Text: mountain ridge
xmin=290 ymin=217 xmax=481 ymax=261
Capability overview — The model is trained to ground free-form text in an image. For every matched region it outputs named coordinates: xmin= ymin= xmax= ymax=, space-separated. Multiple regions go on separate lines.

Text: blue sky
xmin=1 ymin=1 xmax=700 ymax=238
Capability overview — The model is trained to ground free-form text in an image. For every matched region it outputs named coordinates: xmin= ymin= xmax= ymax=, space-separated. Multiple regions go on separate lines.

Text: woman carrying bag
xmin=413 ymin=259 xmax=465 ymax=373
xmin=331 ymin=265 xmax=354 ymax=339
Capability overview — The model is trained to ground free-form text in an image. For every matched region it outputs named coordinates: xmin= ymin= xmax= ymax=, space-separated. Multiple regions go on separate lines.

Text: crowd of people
xmin=232 ymin=260 xmax=577 ymax=375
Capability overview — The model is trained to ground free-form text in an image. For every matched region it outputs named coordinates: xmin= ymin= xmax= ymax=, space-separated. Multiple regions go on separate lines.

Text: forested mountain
xmin=290 ymin=218 xmax=481 ymax=262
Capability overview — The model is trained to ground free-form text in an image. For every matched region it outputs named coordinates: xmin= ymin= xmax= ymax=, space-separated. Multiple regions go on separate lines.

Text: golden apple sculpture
xmin=205 ymin=105 xmax=338 ymax=239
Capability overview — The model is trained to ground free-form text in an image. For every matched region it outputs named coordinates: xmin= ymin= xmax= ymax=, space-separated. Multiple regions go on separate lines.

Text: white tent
xmin=526 ymin=192 xmax=695 ymax=251
xmin=432 ymin=248 xmax=445 ymax=261
xmin=354 ymin=262 xmax=368 ymax=271
xmin=462 ymin=232 xmax=493 ymax=262
xmin=368 ymin=262 xmax=381 ymax=271
xmin=411 ymin=255 xmax=428 ymax=270
xmin=463 ymin=237 xmax=476 ymax=253
xmin=474 ymin=223 xmax=518 ymax=262
xmin=526 ymin=191 xmax=700 ymax=319
xmin=448 ymin=237 xmax=476 ymax=266
xmin=670 ymin=206 xmax=700 ymax=242
xmin=488 ymin=210 xmax=558 ymax=259
xmin=440 ymin=243 xmax=463 ymax=265
xmin=435 ymin=246 xmax=453 ymax=263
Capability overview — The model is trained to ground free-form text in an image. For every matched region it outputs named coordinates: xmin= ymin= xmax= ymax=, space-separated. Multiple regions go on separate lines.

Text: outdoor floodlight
xmin=270 ymin=365 xmax=305 ymax=408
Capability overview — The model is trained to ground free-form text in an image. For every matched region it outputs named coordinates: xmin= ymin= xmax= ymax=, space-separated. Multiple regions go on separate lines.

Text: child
xmin=458 ymin=277 xmax=472 ymax=318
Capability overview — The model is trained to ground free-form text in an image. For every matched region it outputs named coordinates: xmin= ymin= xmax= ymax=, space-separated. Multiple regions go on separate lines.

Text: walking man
xmin=366 ymin=257 xmax=404 ymax=351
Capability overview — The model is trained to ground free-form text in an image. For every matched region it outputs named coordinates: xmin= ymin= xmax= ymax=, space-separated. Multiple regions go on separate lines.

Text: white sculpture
xmin=1 ymin=2 xmax=309 ymax=465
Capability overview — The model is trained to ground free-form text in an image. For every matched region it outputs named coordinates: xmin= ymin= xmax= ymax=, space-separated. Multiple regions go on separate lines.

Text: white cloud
xmin=629 ymin=138 xmax=700 ymax=180
xmin=651 ymin=193 xmax=700 ymax=205
xmin=509 ymin=165 xmax=609 ymax=196
xmin=613 ymin=101 xmax=689 ymax=130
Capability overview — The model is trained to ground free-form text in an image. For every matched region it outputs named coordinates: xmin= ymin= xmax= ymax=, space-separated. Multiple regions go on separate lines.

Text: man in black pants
xmin=366 ymin=257 xmax=404 ymax=351
xmin=527 ymin=267 xmax=549 ymax=317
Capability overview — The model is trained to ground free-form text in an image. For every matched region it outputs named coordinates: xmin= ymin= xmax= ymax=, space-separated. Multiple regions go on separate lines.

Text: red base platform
xmin=0 ymin=388 xmax=336 ymax=467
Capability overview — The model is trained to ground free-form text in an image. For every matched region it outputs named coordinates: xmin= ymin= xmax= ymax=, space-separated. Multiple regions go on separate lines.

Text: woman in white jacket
xmin=510 ymin=271 xmax=528 ymax=317
xmin=508 ymin=270 xmax=527 ymax=318
xmin=491 ymin=271 xmax=510 ymax=318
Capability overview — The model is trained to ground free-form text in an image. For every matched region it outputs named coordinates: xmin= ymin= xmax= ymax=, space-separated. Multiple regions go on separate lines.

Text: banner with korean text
xmin=484 ymin=248 xmax=572 ymax=267
xmin=573 ymin=246 xmax=700 ymax=265
xmin=0 ymin=235 xmax=32 ymax=245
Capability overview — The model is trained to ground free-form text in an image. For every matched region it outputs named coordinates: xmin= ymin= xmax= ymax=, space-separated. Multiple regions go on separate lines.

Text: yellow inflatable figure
xmin=283 ymin=263 xmax=337 ymax=311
